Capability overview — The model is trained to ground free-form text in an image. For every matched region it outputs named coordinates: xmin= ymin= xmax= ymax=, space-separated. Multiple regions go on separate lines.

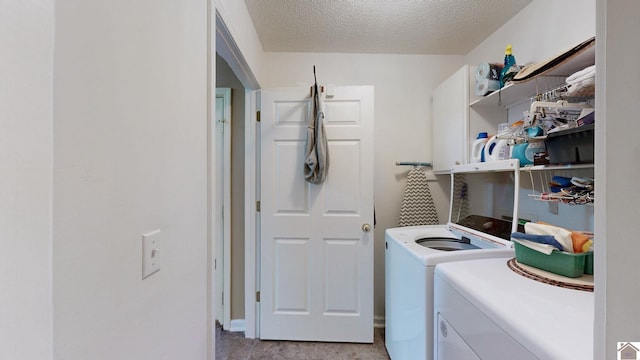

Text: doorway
xmin=214 ymin=87 xmax=231 ymax=329
xmin=215 ymin=53 xmax=248 ymax=332
xmin=214 ymin=9 xmax=261 ymax=339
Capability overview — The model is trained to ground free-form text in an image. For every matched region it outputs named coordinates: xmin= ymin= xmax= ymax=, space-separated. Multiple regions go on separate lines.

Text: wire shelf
xmin=526 ymin=167 xmax=594 ymax=206
xmin=528 ymin=192 xmax=594 ymax=205
xmin=531 ymin=83 xmax=594 ymax=104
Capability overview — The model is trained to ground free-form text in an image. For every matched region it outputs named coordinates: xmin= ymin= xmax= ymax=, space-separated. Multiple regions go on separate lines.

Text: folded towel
xmin=567 ymin=72 xmax=595 ymax=86
xmin=512 ymin=238 xmax=556 ymax=255
xmin=566 ymin=65 xmax=595 ymax=83
xmin=525 ymin=222 xmax=574 ymax=253
xmin=511 ymin=232 xmax=564 ymax=251
xmin=565 ymin=76 xmax=595 ymax=97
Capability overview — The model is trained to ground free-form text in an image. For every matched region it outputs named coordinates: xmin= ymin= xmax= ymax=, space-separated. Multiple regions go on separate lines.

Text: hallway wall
xmin=53 ymin=1 xmax=209 ymax=359
xmin=216 ymin=0 xmax=266 ymax=87
xmin=595 ymin=1 xmax=640 ymax=357
xmin=0 ymin=1 xmax=54 ymax=359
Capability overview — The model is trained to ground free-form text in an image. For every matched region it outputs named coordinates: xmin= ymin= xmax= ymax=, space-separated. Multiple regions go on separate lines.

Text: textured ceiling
xmin=244 ymin=0 xmax=532 ymax=55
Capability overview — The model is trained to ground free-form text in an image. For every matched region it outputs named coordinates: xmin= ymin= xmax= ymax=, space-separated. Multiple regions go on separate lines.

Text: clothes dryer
xmin=434 ymin=258 xmax=593 ymax=359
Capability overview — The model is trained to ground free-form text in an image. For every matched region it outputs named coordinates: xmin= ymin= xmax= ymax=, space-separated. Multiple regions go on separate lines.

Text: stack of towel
xmin=565 ymin=65 xmax=595 ymax=97
xmin=511 ymin=222 xmax=593 ymax=255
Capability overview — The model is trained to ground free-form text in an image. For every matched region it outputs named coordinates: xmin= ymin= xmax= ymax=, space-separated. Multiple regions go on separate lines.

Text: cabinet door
xmin=432 ymin=66 xmax=469 ymax=173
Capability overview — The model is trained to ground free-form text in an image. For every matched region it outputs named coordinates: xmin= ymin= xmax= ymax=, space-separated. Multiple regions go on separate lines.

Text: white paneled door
xmin=259 ymin=86 xmax=374 ymax=342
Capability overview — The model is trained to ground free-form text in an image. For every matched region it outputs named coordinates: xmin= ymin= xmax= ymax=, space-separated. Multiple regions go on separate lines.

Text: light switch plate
xmin=142 ymin=230 xmax=161 ymax=279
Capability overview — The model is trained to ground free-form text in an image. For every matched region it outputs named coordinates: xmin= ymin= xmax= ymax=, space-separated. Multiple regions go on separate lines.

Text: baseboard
xmin=374 ymin=315 xmax=385 ymax=328
xmin=229 ymin=319 xmax=246 ymax=332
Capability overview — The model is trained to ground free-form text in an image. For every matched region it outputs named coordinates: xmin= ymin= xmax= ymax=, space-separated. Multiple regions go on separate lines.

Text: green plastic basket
xmin=514 ymin=241 xmax=593 ymax=278
xmin=584 ymin=252 xmax=594 ymax=275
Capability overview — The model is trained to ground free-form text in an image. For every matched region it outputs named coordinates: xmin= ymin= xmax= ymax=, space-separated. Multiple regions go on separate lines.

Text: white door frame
xmin=214 ymin=10 xmax=261 ymax=339
xmin=244 ymin=90 xmax=259 ymax=338
xmin=207 ymin=1 xmax=215 ymax=357
xmin=214 ymin=88 xmax=232 ymax=329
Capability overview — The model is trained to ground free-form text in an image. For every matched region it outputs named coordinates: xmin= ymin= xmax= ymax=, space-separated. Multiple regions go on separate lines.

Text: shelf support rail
xmin=395 ymin=161 xmax=432 ymax=168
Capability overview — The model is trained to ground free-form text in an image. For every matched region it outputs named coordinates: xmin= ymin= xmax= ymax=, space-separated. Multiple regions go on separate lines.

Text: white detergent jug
xmin=471 ymin=132 xmax=489 ymax=163
xmin=483 ymin=135 xmax=510 ymax=162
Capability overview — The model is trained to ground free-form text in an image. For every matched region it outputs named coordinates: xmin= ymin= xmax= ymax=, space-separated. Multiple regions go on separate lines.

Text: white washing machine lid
xmin=385 ymin=160 xmax=521 ymax=264
xmin=385 ymin=225 xmax=514 ymax=266
xmin=447 ymin=159 xmax=522 ymax=245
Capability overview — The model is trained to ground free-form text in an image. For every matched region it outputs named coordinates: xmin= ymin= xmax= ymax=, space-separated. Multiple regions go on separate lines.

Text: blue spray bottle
xmin=500 ymin=44 xmax=517 ymax=88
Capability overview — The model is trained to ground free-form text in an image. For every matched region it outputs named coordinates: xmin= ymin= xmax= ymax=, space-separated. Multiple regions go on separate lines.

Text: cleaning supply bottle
xmin=471 ymin=132 xmax=489 ymax=163
xmin=525 ymin=138 xmax=546 ymax=164
xmin=511 ymin=138 xmax=546 ymax=166
xmin=500 ymin=44 xmax=517 ymax=88
xmin=511 ymin=142 xmax=531 ymax=165
xmin=483 ymin=135 xmax=510 ymax=162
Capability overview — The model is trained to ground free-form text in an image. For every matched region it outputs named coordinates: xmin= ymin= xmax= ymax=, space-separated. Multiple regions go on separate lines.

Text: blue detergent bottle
xmin=471 ymin=132 xmax=489 ymax=163
xmin=500 ymin=44 xmax=517 ymax=88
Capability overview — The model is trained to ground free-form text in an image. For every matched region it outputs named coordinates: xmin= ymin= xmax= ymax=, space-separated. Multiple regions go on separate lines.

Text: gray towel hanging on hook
xmin=304 ymin=66 xmax=329 ymax=184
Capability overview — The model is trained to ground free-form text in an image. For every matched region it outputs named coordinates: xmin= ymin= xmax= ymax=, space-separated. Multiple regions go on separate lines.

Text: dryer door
xmin=436 ymin=314 xmax=481 ymax=360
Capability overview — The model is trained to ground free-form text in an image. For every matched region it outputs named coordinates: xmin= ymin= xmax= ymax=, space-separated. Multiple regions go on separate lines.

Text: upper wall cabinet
xmin=431 ymin=65 xmax=505 ymax=174
xmin=431 ymin=66 xmax=468 ymax=173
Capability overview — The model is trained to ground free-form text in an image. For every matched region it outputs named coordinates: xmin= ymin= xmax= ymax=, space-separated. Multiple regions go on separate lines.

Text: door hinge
xmin=256 ymin=201 xmax=261 ymax=212
xmin=256 ymin=110 xmax=261 ymax=122
xmin=256 ymin=291 xmax=261 ymax=302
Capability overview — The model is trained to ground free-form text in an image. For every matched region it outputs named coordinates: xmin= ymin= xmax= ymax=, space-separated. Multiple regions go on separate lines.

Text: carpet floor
xmin=215 ymin=326 xmax=391 ymax=360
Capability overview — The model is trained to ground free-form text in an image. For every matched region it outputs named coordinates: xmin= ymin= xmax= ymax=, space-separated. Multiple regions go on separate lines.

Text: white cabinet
xmin=431 ymin=65 xmax=506 ymax=173
xmin=432 ymin=66 xmax=469 ymax=173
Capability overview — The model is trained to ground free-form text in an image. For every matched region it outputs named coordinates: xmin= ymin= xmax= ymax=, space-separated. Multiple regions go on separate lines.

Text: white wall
xmin=595 ymin=1 xmax=640 ymax=358
xmin=0 ymin=1 xmax=54 ymax=359
xmin=465 ymin=0 xmax=596 ymax=68
xmin=260 ymin=53 xmax=464 ymax=318
xmin=215 ymin=0 xmax=265 ymax=87
xmin=53 ymin=1 xmax=209 ymax=359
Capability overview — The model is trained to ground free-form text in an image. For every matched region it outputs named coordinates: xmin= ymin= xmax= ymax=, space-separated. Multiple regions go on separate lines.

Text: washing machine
xmin=434 ymin=258 xmax=593 ymax=359
xmin=385 ymin=160 xmax=522 ymax=360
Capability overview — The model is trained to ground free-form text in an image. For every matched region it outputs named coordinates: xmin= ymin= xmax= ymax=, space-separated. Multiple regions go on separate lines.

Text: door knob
xmin=362 ymin=223 xmax=372 ymax=232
